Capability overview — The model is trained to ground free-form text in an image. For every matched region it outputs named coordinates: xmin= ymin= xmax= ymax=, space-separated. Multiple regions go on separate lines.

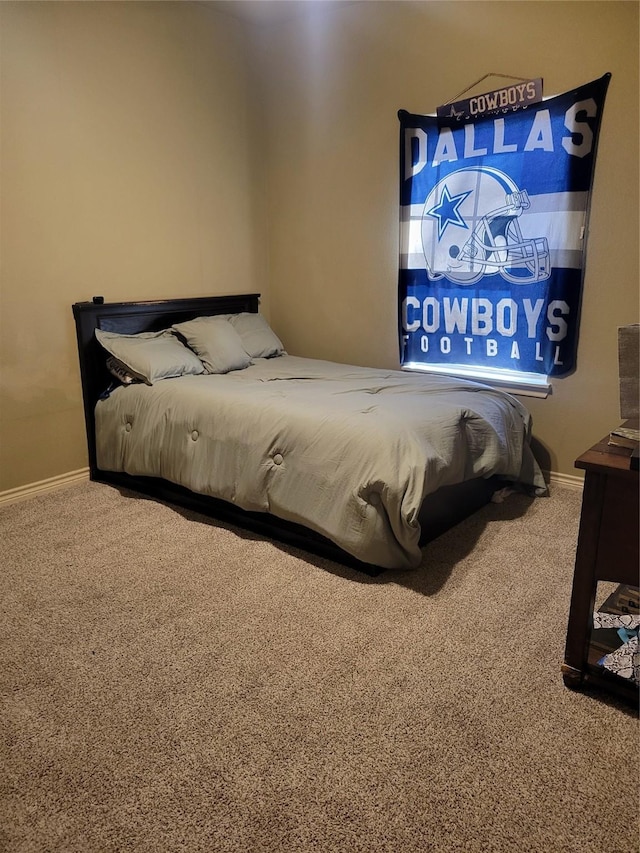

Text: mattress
xmin=95 ymin=355 xmax=546 ymax=569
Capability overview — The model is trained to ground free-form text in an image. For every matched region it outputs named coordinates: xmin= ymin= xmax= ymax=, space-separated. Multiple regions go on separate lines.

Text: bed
xmin=73 ymin=293 xmax=546 ymax=574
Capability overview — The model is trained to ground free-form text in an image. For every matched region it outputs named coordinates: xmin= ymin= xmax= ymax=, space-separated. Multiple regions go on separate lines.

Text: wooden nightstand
xmin=562 ymin=428 xmax=639 ymax=703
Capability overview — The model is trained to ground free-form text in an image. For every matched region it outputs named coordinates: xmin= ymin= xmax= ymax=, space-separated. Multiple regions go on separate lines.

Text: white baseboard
xmin=0 ymin=468 xmax=90 ymax=507
xmin=546 ymin=470 xmax=584 ymax=491
xmin=0 ymin=465 xmax=582 ymax=508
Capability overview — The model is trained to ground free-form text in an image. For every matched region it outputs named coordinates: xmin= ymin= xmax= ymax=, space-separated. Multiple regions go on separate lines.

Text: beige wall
xmin=256 ymin=0 xmax=639 ymax=477
xmin=0 ymin=1 xmax=265 ymax=491
xmin=1 ymin=1 xmax=638 ymax=492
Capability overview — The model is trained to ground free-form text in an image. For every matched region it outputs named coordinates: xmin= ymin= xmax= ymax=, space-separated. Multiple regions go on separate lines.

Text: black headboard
xmin=72 ymin=293 xmax=260 ymax=475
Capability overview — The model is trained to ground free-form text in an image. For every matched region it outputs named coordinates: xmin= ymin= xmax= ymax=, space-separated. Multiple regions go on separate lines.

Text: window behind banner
xmin=397 ymin=74 xmax=610 ymax=397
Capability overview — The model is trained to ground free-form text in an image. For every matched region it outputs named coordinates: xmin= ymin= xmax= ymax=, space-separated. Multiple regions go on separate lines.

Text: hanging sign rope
xmin=436 ymin=73 xmax=543 ymax=125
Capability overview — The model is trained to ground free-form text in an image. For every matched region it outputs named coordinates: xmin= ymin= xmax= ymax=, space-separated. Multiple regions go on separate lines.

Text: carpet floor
xmin=1 ymin=481 xmax=638 ymax=853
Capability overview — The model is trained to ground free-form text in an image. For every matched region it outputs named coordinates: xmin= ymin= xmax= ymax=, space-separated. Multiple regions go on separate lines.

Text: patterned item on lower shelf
xmin=593 ymin=611 xmax=640 ymax=685
xmin=599 ymin=636 xmax=640 ymax=685
xmin=593 ymin=612 xmax=640 ymax=631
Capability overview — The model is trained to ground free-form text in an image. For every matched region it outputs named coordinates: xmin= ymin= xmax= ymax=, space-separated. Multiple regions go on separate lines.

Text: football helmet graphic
xmin=421 ymin=166 xmax=551 ymax=285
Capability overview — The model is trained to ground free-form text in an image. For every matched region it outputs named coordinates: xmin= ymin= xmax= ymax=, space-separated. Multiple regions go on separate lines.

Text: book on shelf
xmin=600 ymin=583 xmax=639 ymax=616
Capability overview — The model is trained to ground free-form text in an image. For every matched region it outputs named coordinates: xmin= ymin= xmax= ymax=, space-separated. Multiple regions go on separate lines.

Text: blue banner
xmin=398 ymin=74 xmax=610 ymax=376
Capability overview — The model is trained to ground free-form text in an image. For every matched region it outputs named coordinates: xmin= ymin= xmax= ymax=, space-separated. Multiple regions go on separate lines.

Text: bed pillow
xmin=95 ymin=328 xmax=205 ymax=384
xmin=228 ymin=312 xmax=286 ymax=359
xmin=171 ymin=317 xmax=252 ymax=374
xmin=105 ymin=355 xmax=151 ymax=386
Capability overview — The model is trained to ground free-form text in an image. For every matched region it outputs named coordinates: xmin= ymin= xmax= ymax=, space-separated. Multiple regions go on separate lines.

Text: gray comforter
xmin=95 ymin=356 xmax=546 ymax=569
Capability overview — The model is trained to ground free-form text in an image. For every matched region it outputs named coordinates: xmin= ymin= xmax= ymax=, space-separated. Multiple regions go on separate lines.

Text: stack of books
xmin=608 ymin=422 xmax=640 ymax=470
xmin=608 ymin=424 xmax=640 ymax=449
xmin=601 ymin=583 xmax=640 ymax=616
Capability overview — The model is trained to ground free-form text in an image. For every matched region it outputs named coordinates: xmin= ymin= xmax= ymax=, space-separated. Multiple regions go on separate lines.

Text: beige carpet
xmin=1 ymin=481 xmax=637 ymax=853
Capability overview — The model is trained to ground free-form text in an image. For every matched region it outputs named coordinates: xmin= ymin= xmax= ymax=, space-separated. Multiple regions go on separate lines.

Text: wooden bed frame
xmin=72 ymin=293 xmax=497 ymax=575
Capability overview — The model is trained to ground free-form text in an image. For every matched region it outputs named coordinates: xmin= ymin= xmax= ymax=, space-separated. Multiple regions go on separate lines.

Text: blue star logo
xmin=426 ymin=185 xmax=472 ymax=239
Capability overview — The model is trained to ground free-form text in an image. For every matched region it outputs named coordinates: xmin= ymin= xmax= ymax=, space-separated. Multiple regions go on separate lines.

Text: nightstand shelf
xmin=562 ymin=430 xmax=639 ymax=703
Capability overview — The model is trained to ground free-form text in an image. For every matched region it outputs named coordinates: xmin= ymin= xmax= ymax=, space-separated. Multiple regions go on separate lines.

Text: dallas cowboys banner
xmin=398 ymin=74 xmax=610 ymax=377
